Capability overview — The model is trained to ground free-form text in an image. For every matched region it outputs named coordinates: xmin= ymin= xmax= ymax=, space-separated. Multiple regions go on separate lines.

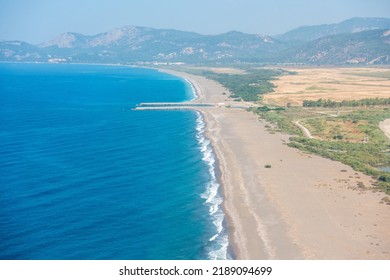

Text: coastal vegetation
xmin=260 ymin=98 xmax=390 ymax=195
xmin=177 ymin=68 xmax=282 ymax=101
xmin=201 ymin=69 xmax=280 ymax=101
xmin=303 ymin=97 xmax=390 ymax=108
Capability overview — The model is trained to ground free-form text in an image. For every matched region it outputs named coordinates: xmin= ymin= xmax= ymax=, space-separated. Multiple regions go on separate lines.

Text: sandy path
xmin=294 ymin=121 xmax=313 ymax=139
xmin=379 ymin=119 xmax=390 ymax=141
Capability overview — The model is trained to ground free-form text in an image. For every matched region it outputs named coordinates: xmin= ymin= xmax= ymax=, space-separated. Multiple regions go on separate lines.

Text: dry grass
xmin=263 ymin=67 xmax=390 ymax=106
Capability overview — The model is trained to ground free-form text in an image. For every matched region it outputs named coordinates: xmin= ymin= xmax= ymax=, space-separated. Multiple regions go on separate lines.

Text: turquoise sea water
xmin=0 ymin=63 xmax=228 ymax=260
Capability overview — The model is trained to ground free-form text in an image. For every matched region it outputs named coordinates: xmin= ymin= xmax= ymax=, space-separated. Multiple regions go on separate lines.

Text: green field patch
xmin=305 ymin=85 xmax=336 ymax=92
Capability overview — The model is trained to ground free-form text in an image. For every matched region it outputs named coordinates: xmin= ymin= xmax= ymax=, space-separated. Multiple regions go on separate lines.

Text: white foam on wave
xmin=208 ymin=233 xmax=229 ymax=260
xmin=184 ymin=78 xmax=198 ymax=101
xmin=195 ymin=111 xmax=230 ymax=260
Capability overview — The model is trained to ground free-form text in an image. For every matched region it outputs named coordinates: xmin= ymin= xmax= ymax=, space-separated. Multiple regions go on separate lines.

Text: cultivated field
xmin=264 ymin=67 xmax=390 ymax=106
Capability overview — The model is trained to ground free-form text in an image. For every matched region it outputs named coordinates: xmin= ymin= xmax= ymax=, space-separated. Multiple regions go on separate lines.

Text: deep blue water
xmin=0 ymin=63 xmax=227 ymax=260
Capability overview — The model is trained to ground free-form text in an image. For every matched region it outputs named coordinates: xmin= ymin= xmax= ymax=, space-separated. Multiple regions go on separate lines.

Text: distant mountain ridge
xmin=285 ymin=29 xmax=390 ymax=64
xmin=1 ymin=17 xmax=390 ymax=65
xmin=275 ymin=17 xmax=390 ymax=43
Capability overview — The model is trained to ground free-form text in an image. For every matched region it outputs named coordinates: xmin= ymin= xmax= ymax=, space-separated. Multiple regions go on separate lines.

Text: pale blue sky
xmin=1 ymin=0 xmax=390 ymax=44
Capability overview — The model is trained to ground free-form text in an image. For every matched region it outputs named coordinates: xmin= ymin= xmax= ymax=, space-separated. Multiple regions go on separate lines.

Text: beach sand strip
xmin=163 ymin=69 xmax=390 ymax=260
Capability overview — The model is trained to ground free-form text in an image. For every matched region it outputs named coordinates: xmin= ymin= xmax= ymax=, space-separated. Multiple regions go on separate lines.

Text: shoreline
xmin=160 ymin=69 xmax=235 ymax=259
xmin=161 ymin=68 xmax=390 ymax=260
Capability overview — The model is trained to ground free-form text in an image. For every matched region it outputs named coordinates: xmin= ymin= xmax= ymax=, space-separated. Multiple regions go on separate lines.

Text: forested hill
xmin=1 ymin=17 xmax=389 ymax=65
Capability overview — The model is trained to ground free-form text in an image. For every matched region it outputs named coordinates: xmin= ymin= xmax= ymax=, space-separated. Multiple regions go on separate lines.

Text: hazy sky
xmin=1 ymin=0 xmax=390 ymax=44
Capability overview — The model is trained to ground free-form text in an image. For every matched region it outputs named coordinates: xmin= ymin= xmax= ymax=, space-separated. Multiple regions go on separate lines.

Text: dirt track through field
xmin=379 ymin=119 xmax=390 ymax=141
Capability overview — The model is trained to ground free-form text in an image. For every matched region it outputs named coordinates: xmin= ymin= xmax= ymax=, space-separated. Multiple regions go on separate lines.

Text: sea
xmin=0 ymin=63 xmax=229 ymax=260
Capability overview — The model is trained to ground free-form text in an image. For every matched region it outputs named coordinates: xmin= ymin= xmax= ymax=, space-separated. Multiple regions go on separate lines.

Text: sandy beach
xmin=162 ymin=69 xmax=390 ymax=260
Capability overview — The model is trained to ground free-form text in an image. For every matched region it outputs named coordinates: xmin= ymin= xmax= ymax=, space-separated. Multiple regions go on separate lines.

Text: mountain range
xmin=1 ymin=17 xmax=390 ymax=65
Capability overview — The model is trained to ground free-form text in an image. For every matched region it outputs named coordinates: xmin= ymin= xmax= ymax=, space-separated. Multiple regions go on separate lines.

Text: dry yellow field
xmin=264 ymin=67 xmax=390 ymax=106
